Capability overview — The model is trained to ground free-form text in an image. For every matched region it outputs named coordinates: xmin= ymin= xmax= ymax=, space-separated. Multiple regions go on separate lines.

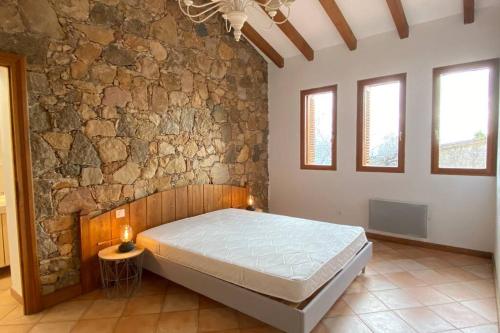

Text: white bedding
xmin=136 ymin=209 xmax=367 ymax=302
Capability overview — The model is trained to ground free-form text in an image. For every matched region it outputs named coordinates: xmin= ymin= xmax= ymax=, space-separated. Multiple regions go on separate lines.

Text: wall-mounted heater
xmin=369 ymin=199 xmax=428 ymax=238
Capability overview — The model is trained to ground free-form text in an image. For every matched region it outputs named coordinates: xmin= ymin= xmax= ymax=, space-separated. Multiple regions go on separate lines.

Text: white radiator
xmin=369 ymin=199 xmax=428 ymax=238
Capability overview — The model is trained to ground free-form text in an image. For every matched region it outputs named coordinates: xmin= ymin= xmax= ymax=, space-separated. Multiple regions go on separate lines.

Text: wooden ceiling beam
xmin=386 ymin=0 xmax=409 ymax=39
xmin=318 ymin=0 xmax=357 ymax=50
xmin=464 ymin=0 xmax=475 ymax=24
xmin=256 ymin=1 xmax=314 ymax=61
xmin=241 ymin=23 xmax=285 ymax=68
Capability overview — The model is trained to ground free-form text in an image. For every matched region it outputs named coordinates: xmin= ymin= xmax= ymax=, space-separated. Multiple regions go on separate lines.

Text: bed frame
xmin=80 ymin=184 xmax=372 ymax=333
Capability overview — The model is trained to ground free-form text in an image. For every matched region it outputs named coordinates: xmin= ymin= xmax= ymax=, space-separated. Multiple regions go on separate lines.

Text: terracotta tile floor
xmin=0 ymin=239 xmax=497 ymax=332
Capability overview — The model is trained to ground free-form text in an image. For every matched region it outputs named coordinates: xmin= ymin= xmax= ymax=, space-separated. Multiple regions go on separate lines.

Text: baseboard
xmin=366 ymin=232 xmax=492 ymax=258
xmin=493 ymin=256 xmax=500 ymax=326
xmin=41 ymin=283 xmax=82 ymax=309
xmin=10 ymin=288 xmax=23 ymax=305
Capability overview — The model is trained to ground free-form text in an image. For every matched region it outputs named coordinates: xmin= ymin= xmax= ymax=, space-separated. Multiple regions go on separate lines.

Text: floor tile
xmin=75 ymin=289 xmax=105 ymax=301
xmin=199 ymin=296 xmax=225 ymax=309
xmin=371 ymin=261 xmax=406 ymax=274
xmin=39 ymin=300 xmax=91 ymax=323
xmin=0 ymin=324 xmax=32 ymax=332
xmin=409 ymin=269 xmax=457 ymax=285
xmin=114 ymin=314 xmax=160 ymax=333
xmin=324 ymin=299 xmax=354 ymax=317
xmin=123 ymin=295 xmax=163 ymax=315
xmin=360 ymin=310 xmax=416 ymax=333
xmin=429 ymin=303 xmax=489 ymax=328
xmin=391 ymin=259 xmax=430 ymax=271
xmin=236 ymin=312 xmax=266 ymax=328
xmin=461 ymin=324 xmax=499 ymax=333
xmin=344 ymin=280 xmax=368 ymax=294
xmin=434 ymin=268 xmax=480 ymax=282
xmin=162 ymin=291 xmax=199 ymax=312
xmin=434 ymin=283 xmax=482 ymax=301
xmin=404 ymin=286 xmax=454 ymax=306
xmin=342 ymin=292 xmax=388 ymax=314
xmin=373 ymin=289 xmax=422 ymax=309
xmin=357 ymin=274 xmax=398 ymax=291
xmin=395 ymin=248 xmax=430 ymax=259
xmin=240 ymin=327 xmax=281 ymax=333
xmin=461 ymin=265 xmax=494 ymax=280
xmin=463 ymin=280 xmax=496 ymax=298
xmin=0 ymin=276 xmax=11 ymax=291
xmin=166 ymin=282 xmax=193 ymax=294
xmin=439 ymin=254 xmax=490 ymax=267
xmin=133 ymin=276 xmax=167 ymax=296
xmin=396 ymin=307 xmax=454 ymax=333
xmin=157 ymin=310 xmax=198 ymax=333
xmin=82 ymin=298 xmax=127 ymax=319
xmin=0 ymin=305 xmax=44 ymax=325
xmin=461 ymin=298 xmax=498 ymax=322
xmin=29 ymin=321 xmax=76 ymax=333
xmin=415 ymin=257 xmax=454 ymax=270
xmin=0 ymin=304 xmax=17 ymax=320
xmin=71 ymin=317 xmax=117 ymax=333
xmin=198 ymin=307 xmax=239 ymax=332
xmin=0 ymin=290 xmax=19 ymax=306
xmin=315 ymin=315 xmax=372 ymax=333
xmin=384 ymin=272 xmax=427 ymax=288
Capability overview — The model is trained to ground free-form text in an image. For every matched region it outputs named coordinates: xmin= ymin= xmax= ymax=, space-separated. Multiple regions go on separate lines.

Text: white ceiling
xmin=245 ymin=0 xmax=500 ymax=61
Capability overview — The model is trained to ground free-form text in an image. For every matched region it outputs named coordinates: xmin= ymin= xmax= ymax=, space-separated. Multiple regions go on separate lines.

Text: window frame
xmin=431 ymin=59 xmax=499 ymax=176
xmin=300 ymin=85 xmax=338 ymax=171
xmin=356 ymin=73 xmax=407 ymax=173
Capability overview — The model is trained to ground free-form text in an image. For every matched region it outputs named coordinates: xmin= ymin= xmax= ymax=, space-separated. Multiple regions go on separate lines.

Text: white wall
xmin=268 ymin=8 xmax=500 ymax=252
xmin=0 ymin=66 xmax=23 ymax=295
xmin=495 ymin=95 xmax=500 ymax=319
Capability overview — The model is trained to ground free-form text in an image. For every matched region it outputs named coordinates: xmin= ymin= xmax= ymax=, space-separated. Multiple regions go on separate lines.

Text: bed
xmin=137 ymin=209 xmax=371 ymax=332
xmin=79 ymin=184 xmax=372 ymax=333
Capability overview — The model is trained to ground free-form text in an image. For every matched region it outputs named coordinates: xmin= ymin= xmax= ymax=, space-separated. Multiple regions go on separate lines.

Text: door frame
xmin=0 ymin=52 xmax=42 ymax=314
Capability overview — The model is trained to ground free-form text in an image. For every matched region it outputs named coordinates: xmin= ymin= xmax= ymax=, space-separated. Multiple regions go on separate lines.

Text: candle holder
xmin=246 ymin=195 xmax=256 ymax=211
xmin=118 ymin=224 xmax=135 ymax=253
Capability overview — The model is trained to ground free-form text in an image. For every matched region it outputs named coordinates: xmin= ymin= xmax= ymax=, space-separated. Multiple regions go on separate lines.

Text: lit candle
xmin=119 ymin=224 xmax=135 ymax=253
xmin=120 ymin=224 xmax=133 ymax=243
xmin=246 ymin=195 xmax=255 ymax=211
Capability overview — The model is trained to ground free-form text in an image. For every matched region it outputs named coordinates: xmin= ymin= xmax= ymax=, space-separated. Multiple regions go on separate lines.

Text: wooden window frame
xmin=431 ymin=59 xmax=499 ymax=176
xmin=356 ymin=73 xmax=407 ymax=173
xmin=300 ymin=85 xmax=337 ymax=171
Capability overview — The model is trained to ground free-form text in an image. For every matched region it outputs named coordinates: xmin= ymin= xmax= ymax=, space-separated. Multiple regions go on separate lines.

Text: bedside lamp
xmin=118 ymin=224 xmax=135 ymax=253
xmin=246 ymin=195 xmax=256 ymax=211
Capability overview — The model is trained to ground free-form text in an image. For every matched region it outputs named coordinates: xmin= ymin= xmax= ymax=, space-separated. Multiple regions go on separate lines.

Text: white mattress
xmin=136 ymin=209 xmax=367 ymax=302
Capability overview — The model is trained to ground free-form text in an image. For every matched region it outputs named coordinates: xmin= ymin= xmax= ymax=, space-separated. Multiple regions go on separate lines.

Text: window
xmin=432 ymin=59 xmax=499 ymax=176
xmin=300 ymin=85 xmax=337 ymax=170
xmin=357 ymin=74 xmax=406 ymax=172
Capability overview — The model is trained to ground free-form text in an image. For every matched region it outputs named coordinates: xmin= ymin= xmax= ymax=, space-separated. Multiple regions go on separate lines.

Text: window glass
xmin=362 ymin=81 xmax=401 ymax=167
xmin=438 ymin=69 xmax=490 ymax=169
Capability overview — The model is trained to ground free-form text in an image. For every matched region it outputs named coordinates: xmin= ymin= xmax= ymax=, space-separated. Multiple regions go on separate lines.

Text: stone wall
xmin=0 ymin=0 xmax=268 ymax=294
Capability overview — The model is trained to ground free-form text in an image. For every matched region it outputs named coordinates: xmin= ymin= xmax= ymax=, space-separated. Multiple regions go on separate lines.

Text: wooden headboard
xmin=79 ymin=184 xmax=249 ymax=292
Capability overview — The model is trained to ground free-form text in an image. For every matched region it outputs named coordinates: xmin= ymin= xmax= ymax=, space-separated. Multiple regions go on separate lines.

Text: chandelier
xmin=178 ymin=0 xmax=296 ymax=41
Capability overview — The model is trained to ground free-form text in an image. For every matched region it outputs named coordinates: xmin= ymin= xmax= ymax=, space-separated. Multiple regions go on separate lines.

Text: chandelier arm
xmin=177 ymin=0 xmax=222 ymax=18
xmin=272 ymin=6 xmax=291 ymax=24
xmin=246 ymin=2 xmax=285 ymax=30
xmin=184 ymin=3 xmax=224 ymax=19
xmin=187 ymin=0 xmax=226 ymax=9
xmin=185 ymin=8 xmax=223 ymax=23
xmin=256 ymin=0 xmax=273 ymax=8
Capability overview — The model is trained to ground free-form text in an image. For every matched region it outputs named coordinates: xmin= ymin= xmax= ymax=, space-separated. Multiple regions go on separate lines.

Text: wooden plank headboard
xmin=79 ymin=184 xmax=248 ymax=293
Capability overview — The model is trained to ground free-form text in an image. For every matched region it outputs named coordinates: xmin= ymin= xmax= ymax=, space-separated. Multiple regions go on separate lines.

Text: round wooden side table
xmin=98 ymin=245 xmax=144 ymax=298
